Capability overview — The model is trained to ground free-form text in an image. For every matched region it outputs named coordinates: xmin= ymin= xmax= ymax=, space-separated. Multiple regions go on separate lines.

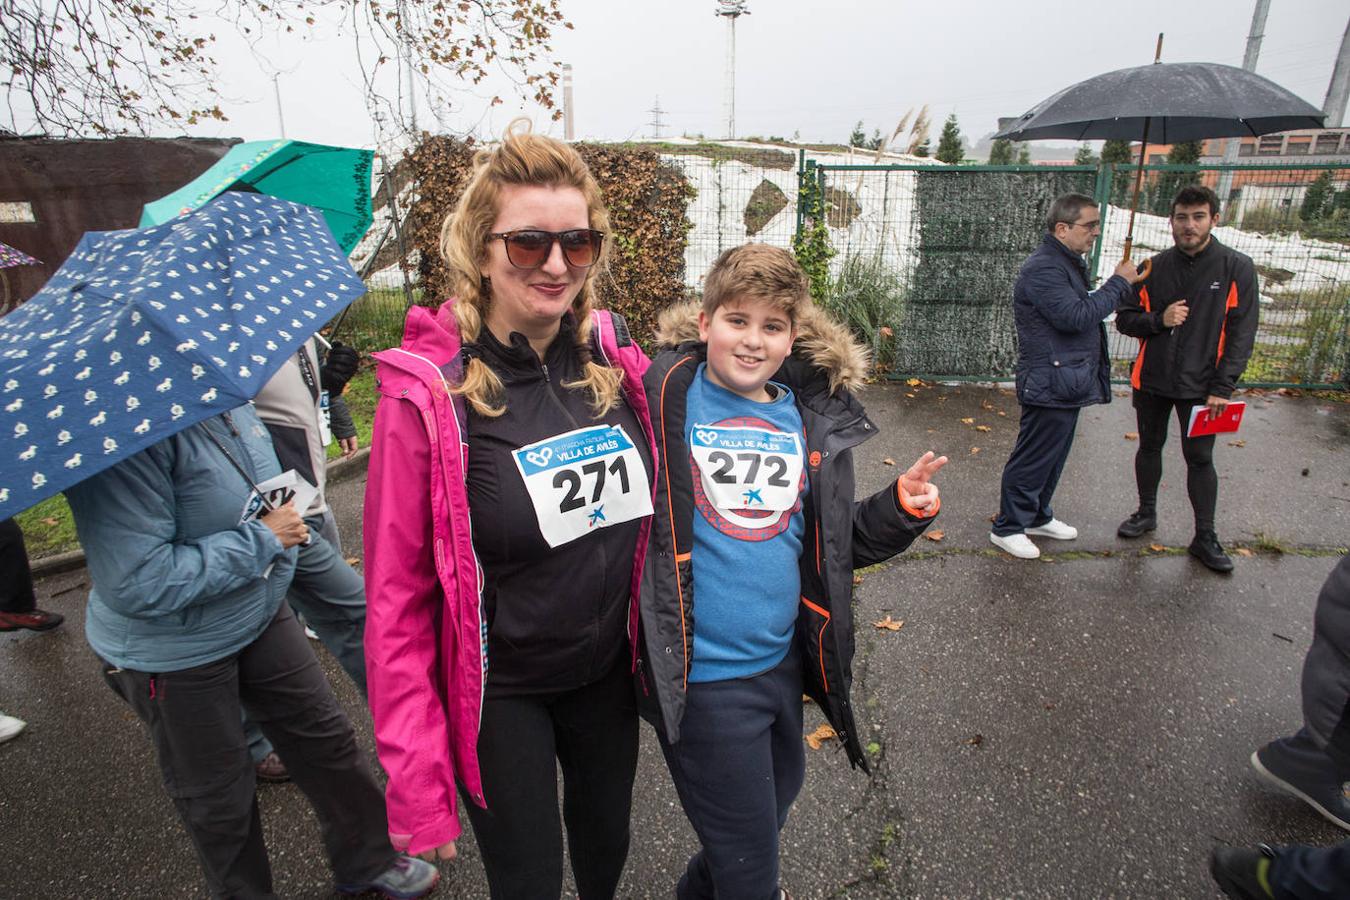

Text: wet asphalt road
xmin=1 ymin=383 xmax=1347 ymax=899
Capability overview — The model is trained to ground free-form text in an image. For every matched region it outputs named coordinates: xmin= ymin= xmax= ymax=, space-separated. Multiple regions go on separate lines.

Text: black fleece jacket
xmin=1115 ymin=237 xmax=1259 ymax=400
xmin=464 ymin=318 xmax=653 ymax=696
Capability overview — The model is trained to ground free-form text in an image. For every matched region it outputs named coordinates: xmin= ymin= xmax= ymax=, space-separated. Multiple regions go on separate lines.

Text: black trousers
xmin=659 ymin=650 xmax=806 ymax=900
xmin=101 ymin=604 xmax=395 ymax=899
xmin=0 ymin=518 xmax=37 ymax=614
xmin=993 ymin=405 xmax=1080 ymax=536
xmin=1272 ymin=839 xmax=1350 ymax=898
xmin=1131 ymin=390 xmax=1218 ymax=534
xmin=460 ymin=662 xmax=638 ymax=900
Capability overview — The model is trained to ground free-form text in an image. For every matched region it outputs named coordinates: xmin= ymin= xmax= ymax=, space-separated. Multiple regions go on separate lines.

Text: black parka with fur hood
xmin=635 ymin=301 xmax=939 ymax=769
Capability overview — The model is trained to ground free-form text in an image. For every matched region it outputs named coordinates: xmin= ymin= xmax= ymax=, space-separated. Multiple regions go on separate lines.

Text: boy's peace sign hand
xmin=897 ymin=451 xmax=948 ymax=513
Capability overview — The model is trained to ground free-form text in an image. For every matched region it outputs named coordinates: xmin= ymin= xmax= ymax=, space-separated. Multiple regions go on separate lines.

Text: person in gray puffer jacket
xmin=64 ymin=403 xmax=437 ymax=899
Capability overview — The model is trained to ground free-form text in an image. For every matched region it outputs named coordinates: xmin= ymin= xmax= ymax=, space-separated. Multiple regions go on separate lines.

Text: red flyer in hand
xmin=1187 ymin=401 xmax=1245 ymax=437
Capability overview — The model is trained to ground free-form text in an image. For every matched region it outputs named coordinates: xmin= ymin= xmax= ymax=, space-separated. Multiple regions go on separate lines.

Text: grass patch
xmin=333 ymin=289 xmax=414 ymax=353
xmin=15 ymin=494 xmax=79 ymax=559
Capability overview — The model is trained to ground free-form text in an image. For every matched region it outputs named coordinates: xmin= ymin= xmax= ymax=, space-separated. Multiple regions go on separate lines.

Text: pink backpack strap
xmin=589 ymin=308 xmax=650 ymax=383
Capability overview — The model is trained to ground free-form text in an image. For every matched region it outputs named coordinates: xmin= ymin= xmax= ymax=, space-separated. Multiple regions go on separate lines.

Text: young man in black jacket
xmin=1115 ymin=185 xmax=1259 ymax=573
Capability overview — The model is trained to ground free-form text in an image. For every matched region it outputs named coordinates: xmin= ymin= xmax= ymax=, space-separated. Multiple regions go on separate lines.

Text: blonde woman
xmin=363 ymin=123 xmax=657 ymax=899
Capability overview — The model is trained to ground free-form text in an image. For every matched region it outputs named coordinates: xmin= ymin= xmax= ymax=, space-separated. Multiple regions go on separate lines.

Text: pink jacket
xmin=363 ymin=303 xmax=655 ymax=855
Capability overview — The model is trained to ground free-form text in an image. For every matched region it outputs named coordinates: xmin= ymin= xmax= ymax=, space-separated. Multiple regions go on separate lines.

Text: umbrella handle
xmin=1121 ymin=238 xmax=1152 ymax=281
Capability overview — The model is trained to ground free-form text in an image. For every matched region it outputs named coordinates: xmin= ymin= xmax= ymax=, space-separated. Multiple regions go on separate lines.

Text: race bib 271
xmin=511 ymin=424 xmax=653 ymax=549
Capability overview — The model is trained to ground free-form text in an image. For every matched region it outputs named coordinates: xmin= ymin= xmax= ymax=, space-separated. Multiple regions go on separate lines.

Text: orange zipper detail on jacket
xmin=800 ymin=595 xmax=831 ymax=693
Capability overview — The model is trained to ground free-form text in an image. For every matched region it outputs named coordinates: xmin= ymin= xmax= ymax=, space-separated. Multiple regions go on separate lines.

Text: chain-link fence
xmin=798 ymin=160 xmax=1350 ymax=387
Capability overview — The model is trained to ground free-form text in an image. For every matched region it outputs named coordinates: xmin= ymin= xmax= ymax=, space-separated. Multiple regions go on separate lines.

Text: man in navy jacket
xmin=991 ymin=193 xmax=1143 ymax=559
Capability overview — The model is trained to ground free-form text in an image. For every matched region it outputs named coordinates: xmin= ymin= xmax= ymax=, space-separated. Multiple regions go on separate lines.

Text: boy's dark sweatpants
xmin=659 ymin=648 xmax=806 ymax=900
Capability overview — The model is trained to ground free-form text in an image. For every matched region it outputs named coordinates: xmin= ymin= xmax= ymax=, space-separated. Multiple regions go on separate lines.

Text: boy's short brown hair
xmin=701 ymin=243 xmax=812 ymax=322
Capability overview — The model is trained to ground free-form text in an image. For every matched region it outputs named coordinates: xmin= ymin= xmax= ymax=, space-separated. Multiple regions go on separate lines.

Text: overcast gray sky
xmin=156 ymin=0 xmax=1348 ymax=150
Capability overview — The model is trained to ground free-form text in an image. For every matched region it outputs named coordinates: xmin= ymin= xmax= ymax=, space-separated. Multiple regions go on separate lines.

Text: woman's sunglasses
xmin=489 ymin=229 xmax=605 ymax=270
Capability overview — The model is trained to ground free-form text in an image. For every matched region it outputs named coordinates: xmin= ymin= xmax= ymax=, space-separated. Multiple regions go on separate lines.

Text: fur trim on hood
xmin=654 ymin=299 xmax=871 ymax=394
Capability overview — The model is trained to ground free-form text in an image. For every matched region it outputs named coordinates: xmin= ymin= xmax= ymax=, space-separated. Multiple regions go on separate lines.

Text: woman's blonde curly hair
xmin=440 ymin=119 xmax=622 ymax=418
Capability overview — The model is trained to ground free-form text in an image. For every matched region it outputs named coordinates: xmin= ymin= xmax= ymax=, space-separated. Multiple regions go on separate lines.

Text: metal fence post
xmin=795 ymin=149 xmax=808 ymax=244
xmin=1088 ymin=162 xmax=1114 ymax=281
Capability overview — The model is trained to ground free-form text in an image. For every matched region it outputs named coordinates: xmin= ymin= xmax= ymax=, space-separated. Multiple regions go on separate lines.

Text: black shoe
xmin=1210 ymin=845 xmax=1276 ymax=900
xmin=1189 ymin=532 xmax=1235 ymax=573
xmin=1117 ymin=511 xmax=1157 ymax=538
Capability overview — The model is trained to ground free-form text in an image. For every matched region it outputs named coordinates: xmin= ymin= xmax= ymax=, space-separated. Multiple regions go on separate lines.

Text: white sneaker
xmin=1026 ymin=518 xmax=1078 ymax=541
xmin=0 ymin=713 xmax=27 ymax=743
xmin=990 ymin=532 xmax=1041 ymax=559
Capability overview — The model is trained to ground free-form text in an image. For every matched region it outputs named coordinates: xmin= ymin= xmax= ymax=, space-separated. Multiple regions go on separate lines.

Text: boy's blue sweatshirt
xmin=686 ymin=364 xmax=806 ymax=682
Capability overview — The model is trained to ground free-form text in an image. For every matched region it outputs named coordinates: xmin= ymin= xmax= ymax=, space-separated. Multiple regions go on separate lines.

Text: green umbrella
xmin=139 ymin=139 xmax=375 ymax=254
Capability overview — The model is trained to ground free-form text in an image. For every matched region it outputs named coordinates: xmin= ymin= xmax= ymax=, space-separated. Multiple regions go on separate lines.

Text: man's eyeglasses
xmin=1064 ymin=219 xmax=1101 ymax=230
xmin=488 ymin=229 xmax=605 ymax=270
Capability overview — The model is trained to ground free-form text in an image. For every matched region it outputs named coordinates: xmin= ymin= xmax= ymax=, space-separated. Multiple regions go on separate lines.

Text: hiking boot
xmin=0 ymin=608 xmax=64 ymax=632
xmin=1116 ymin=511 xmax=1157 ymax=539
xmin=0 ymin=713 xmax=26 ymax=744
xmin=1026 ymin=518 xmax=1078 ymax=540
xmin=1210 ymin=845 xmax=1276 ymax=900
xmin=253 ymin=751 xmax=290 ymax=784
xmin=1189 ymin=532 xmax=1234 ymax=573
xmin=337 ymin=855 xmax=440 ymax=899
xmin=990 ymin=532 xmax=1040 ymax=559
xmin=1251 ymin=734 xmax=1350 ymax=831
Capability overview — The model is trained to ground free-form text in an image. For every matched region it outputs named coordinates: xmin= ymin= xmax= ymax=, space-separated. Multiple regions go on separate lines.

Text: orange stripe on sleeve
xmin=1215 ymin=281 xmax=1239 ymax=365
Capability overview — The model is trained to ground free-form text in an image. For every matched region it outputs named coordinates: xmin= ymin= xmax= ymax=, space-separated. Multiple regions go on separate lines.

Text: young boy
xmin=638 ymin=244 xmax=946 ymax=899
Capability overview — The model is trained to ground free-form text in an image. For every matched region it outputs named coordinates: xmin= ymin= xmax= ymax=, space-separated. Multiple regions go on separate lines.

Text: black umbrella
xmin=995 ymin=36 xmax=1325 ymax=273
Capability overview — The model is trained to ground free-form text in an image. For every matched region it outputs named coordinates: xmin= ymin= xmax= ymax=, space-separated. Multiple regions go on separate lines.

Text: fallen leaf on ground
xmin=882 ymin=458 xmax=896 ymax=466
xmin=346 ymin=556 xmax=361 ymax=566
xmin=879 ymin=326 xmax=894 ymax=338
xmin=906 ymin=392 xmax=916 ymax=398
xmin=1148 ymin=543 xmax=1165 ymax=552
xmin=997 ymin=410 xmax=1007 ymax=416
xmin=980 ymin=400 xmax=995 ymax=411
xmin=975 ymin=425 xmax=992 ymax=433
xmin=805 ymin=724 xmax=838 ymax=750
xmin=1114 ymin=390 xmax=1130 ymax=397
xmin=872 ymin=616 xmax=904 ymax=631
xmin=923 ymin=529 xmax=945 ymax=542
xmin=1124 ymin=432 xmax=1139 ymax=441
xmin=41 ymin=517 xmax=58 ymax=526
xmin=970 ymin=446 xmax=980 ymax=455
xmin=852 ymin=574 xmax=863 ymax=585
xmin=965 ymin=734 xmax=984 ymax=747
xmin=906 ymin=378 xmax=921 ymax=387
xmin=1228 ymin=439 xmax=1246 ymax=447
xmin=1234 ymin=547 xmax=1254 ymax=557
xmin=960 ymin=417 xmax=975 ymax=425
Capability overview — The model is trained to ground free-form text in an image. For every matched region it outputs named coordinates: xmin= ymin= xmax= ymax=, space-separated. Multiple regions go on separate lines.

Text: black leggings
xmin=0 ymin=518 xmax=37 ymax=614
xmin=1132 ymin=391 xmax=1217 ymax=533
xmin=460 ymin=662 xmax=638 ymax=900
